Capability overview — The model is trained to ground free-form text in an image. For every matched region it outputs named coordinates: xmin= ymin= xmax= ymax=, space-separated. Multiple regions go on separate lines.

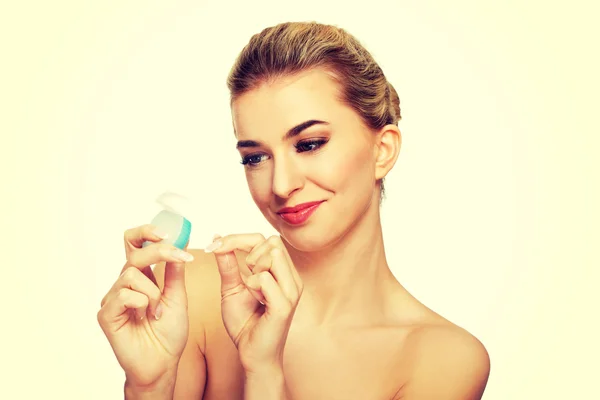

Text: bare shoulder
xmin=150 ymin=249 xmax=231 ymax=398
xmin=153 ymin=249 xmax=224 ymax=348
xmin=398 ymin=321 xmax=490 ymax=399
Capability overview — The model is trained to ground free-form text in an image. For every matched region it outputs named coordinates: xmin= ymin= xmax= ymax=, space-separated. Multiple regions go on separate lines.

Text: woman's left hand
xmin=206 ymin=233 xmax=303 ymax=374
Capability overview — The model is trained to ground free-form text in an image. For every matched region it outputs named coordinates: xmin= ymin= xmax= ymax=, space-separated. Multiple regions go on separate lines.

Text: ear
xmin=374 ymin=124 xmax=402 ymax=180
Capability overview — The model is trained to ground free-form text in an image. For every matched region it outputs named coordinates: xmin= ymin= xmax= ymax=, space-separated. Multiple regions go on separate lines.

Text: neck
xmin=286 ymin=196 xmax=398 ymax=328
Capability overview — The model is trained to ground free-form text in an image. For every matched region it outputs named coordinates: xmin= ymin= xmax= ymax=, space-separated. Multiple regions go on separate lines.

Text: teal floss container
xmin=142 ymin=192 xmax=192 ymax=250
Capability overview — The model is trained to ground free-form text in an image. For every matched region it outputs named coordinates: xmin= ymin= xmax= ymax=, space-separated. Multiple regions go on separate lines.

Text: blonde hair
xmin=227 ymin=21 xmax=401 ymax=199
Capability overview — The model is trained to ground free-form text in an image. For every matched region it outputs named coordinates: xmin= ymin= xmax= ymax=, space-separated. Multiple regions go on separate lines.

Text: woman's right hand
xmin=97 ymin=224 xmax=195 ymax=389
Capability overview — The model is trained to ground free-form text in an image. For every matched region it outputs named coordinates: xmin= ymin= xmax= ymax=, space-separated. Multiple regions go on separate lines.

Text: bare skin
xmin=154 ymin=248 xmax=489 ymax=400
xmin=99 ymin=68 xmax=490 ymax=399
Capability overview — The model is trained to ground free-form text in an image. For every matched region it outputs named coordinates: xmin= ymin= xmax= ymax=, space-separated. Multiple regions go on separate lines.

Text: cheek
xmin=245 ymin=169 xmax=272 ymax=207
xmin=314 ymin=142 xmax=374 ymax=191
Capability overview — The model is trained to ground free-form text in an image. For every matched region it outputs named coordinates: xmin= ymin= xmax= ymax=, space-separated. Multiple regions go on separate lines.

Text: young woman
xmin=98 ymin=22 xmax=490 ymax=400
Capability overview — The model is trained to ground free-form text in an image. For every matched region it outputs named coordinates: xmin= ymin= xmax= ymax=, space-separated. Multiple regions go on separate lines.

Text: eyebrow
xmin=236 ymin=119 xmax=329 ymax=149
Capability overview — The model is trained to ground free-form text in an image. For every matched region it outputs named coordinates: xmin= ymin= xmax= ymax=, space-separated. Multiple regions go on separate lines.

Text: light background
xmin=1 ymin=0 xmax=598 ymax=398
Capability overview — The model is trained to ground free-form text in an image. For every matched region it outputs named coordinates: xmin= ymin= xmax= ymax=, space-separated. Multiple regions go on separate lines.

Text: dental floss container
xmin=142 ymin=192 xmax=192 ymax=250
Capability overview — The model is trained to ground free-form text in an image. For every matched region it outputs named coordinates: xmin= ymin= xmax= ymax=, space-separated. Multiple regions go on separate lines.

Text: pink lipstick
xmin=277 ymin=201 xmax=324 ymax=225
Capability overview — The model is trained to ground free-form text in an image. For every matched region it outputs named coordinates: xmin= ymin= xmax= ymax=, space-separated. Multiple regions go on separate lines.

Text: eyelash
xmin=240 ymin=138 xmax=328 ymax=167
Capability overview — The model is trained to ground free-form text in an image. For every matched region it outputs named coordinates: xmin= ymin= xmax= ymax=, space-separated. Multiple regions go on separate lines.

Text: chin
xmin=279 ymin=228 xmax=334 ymax=252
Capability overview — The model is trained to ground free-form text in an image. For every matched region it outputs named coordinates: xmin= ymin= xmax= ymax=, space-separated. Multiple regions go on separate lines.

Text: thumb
xmin=212 ymin=235 xmax=244 ymax=295
xmin=162 ymin=240 xmax=189 ymax=301
xmin=163 ymin=260 xmax=187 ymax=301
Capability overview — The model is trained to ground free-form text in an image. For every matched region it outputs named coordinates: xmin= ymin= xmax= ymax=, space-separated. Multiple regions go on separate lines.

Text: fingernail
xmin=204 ymin=240 xmax=223 ymax=253
xmin=152 ymin=228 xmax=169 ymax=239
xmin=155 ymin=304 xmax=163 ymax=320
xmin=171 ymin=249 xmax=194 ymax=262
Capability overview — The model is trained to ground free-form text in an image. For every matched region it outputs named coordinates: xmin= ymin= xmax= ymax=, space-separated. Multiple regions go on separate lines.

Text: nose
xmin=272 ymin=154 xmax=304 ymax=199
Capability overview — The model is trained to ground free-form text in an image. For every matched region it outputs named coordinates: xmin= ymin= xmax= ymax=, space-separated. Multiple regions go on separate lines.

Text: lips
xmin=277 ymin=201 xmax=324 ymax=214
xmin=276 ymin=200 xmax=324 ymax=225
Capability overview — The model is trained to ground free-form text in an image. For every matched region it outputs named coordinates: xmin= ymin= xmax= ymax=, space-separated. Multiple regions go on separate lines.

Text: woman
xmin=98 ymin=22 xmax=490 ymax=399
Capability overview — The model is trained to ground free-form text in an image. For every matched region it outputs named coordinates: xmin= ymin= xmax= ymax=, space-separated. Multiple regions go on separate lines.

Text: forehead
xmin=231 ymin=68 xmax=349 ymax=138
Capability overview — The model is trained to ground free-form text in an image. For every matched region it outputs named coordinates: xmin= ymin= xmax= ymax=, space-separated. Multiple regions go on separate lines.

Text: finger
xmin=141 ymin=265 xmax=159 ymax=287
xmin=104 ymin=267 xmax=162 ymax=318
xmin=99 ymin=288 xmax=149 ymax=324
xmin=270 ymin=247 xmax=300 ymax=302
xmin=245 ymin=239 xmax=273 ymax=271
xmin=252 ymin=248 xmax=299 ymax=302
xmin=161 ymin=236 xmax=191 ymax=300
xmin=127 ymin=242 xmax=194 ymax=270
xmin=247 ymin=271 xmax=292 ymax=320
xmin=206 ymin=233 xmax=265 ymax=254
xmin=245 ymin=252 xmax=271 ymax=304
xmin=124 ymin=224 xmax=169 ymax=249
xmin=212 ymin=235 xmax=245 ymax=296
xmin=241 ymin=273 xmax=266 ymax=305
xmin=251 ymin=252 xmax=272 ymax=275
xmin=214 ymin=252 xmax=245 ymax=296
xmin=257 ymin=236 xmax=302 ymax=294
xmin=162 ymin=259 xmax=187 ymax=303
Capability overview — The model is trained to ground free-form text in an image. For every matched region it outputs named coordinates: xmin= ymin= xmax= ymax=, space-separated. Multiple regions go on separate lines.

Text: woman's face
xmin=231 ymin=68 xmax=380 ymax=251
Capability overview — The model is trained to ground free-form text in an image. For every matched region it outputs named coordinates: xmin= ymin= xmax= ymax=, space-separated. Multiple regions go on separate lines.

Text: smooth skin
xmin=98 ymin=68 xmax=491 ymax=399
xmin=97 ymin=225 xmax=192 ymax=395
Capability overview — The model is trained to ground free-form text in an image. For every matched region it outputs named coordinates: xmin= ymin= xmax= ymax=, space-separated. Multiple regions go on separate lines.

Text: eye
xmin=295 ymin=138 xmax=328 ymax=153
xmin=240 ymin=153 xmax=268 ymax=167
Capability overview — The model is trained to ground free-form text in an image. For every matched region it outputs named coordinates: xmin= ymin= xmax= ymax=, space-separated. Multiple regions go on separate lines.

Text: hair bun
xmin=387 ymin=82 xmax=401 ymax=125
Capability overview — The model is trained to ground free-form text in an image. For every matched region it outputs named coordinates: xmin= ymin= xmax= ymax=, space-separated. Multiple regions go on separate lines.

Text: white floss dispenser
xmin=142 ymin=192 xmax=192 ymax=250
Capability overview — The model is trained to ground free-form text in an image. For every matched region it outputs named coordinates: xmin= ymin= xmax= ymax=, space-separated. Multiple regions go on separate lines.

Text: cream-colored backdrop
xmin=2 ymin=1 xmax=598 ymax=399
